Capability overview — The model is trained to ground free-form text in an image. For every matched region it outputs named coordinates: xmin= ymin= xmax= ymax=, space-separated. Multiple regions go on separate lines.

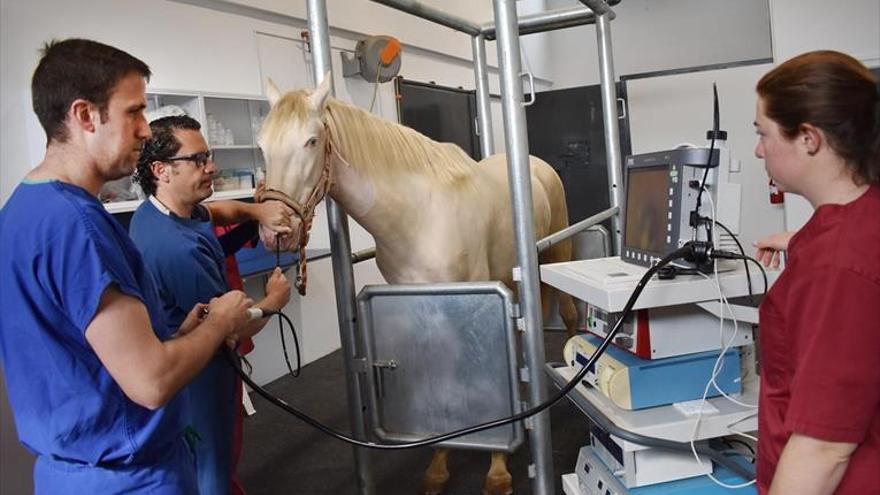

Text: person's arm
xmin=85 ymin=286 xmax=252 ymax=410
xmin=768 ymin=433 xmax=857 ymax=495
xmin=753 ymin=230 xmax=796 ymax=268
xmin=238 ymin=266 xmax=292 ymax=339
xmin=206 ymin=200 xmax=293 ymax=235
xmin=216 ymin=222 xmax=258 ymax=257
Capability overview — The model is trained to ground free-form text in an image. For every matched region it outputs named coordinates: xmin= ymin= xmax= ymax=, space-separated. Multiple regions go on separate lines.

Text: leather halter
xmin=255 ymin=123 xmax=334 ymax=296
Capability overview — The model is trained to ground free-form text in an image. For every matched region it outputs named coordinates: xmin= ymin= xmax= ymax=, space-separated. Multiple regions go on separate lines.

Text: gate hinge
xmin=519 ymin=366 xmax=530 ymax=383
xmin=508 ymin=302 xmax=521 ymax=320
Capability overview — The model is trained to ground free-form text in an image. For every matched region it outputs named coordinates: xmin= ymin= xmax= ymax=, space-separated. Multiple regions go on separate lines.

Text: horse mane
xmin=263 ymin=90 xmax=479 ymax=186
xmin=325 ymin=99 xmax=480 ymax=186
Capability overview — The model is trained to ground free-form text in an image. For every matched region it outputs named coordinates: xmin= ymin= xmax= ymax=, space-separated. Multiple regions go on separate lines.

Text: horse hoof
xmin=420 ymin=473 xmax=449 ymax=495
xmin=482 ymin=474 xmax=513 ymax=495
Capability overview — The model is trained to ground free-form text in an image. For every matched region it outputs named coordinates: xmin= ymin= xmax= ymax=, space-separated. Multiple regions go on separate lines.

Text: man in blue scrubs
xmin=0 ymin=39 xmax=256 ymax=493
xmin=130 ymin=115 xmax=292 ymax=495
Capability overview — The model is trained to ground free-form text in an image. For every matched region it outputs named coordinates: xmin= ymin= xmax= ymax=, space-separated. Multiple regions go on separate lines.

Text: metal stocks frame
xmin=304 ymin=1 xmax=624 ymax=493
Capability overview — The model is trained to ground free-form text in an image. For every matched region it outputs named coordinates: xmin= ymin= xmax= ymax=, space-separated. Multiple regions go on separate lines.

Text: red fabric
xmin=231 ymin=375 xmax=247 ymax=495
xmin=215 ymin=225 xmax=255 ymax=355
xmin=757 ymin=185 xmax=880 ymax=494
xmin=213 ymin=224 xmax=254 ymax=494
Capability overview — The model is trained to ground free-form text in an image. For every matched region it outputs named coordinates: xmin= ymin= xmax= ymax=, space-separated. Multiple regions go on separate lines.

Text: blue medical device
xmin=563 ymin=334 xmax=741 ymax=410
xmin=574 ymin=445 xmax=755 ymax=495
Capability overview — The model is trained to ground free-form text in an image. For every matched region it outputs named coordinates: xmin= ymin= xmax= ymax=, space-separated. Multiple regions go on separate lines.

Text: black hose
xmin=223 ymin=245 xmax=693 ymax=450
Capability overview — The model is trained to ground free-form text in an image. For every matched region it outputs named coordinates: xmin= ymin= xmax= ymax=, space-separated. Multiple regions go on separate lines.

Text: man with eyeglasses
xmin=130 ymin=114 xmax=293 ymax=495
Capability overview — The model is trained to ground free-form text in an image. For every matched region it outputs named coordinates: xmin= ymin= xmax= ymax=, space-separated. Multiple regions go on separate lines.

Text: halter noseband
xmin=255 ymin=123 xmax=334 ymax=296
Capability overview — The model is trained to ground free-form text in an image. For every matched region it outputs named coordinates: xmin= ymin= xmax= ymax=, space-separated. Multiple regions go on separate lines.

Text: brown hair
xmin=757 ymin=50 xmax=879 ymax=184
xmin=31 ymin=39 xmax=151 ymax=144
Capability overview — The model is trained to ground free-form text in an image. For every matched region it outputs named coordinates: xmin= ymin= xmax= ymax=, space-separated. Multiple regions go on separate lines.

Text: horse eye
xmin=305 ymin=137 xmax=318 ymax=148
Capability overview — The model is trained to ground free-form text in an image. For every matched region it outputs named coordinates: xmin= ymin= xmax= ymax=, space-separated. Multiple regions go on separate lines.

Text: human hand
xmin=176 ymin=303 xmax=209 ymax=337
xmin=753 ymin=231 xmax=795 ymax=268
xmin=255 ymin=201 xmax=294 ymax=236
xmin=205 ymin=290 xmax=253 ymax=339
xmin=264 ymin=267 xmax=292 ymax=310
xmin=259 ymin=222 xmax=298 ymax=252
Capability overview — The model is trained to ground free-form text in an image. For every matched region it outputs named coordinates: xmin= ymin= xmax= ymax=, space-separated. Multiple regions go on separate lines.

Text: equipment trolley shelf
xmin=540 ymin=257 xmax=780 ymax=313
xmin=546 ymin=363 xmax=758 ymax=444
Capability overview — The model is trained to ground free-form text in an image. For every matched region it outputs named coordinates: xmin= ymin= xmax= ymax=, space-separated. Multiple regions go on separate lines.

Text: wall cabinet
xmin=101 ymin=90 xmax=269 ymax=213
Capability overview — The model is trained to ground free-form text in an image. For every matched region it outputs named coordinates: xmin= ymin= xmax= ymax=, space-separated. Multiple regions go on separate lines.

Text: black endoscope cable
xmin=707 ymin=219 xmax=758 ymax=304
xmin=692 ymin=84 xmax=721 ymax=247
xmin=222 ymin=244 xmax=699 ymax=450
xmin=695 ymin=84 xmax=720 ymax=210
xmin=275 ymin=233 xmax=301 ymax=377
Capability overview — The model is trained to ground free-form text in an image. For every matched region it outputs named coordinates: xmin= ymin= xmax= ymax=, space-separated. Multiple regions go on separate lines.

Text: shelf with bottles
xmin=204 ymin=96 xmax=269 ymax=148
xmin=146 ymin=91 xmax=202 ymax=121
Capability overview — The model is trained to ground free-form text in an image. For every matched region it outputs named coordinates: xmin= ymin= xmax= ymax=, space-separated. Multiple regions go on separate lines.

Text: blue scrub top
xmin=130 ymin=199 xmax=227 ymax=332
xmin=0 ymin=181 xmax=192 ymax=492
xmin=130 ymin=198 xmax=237 ymax=495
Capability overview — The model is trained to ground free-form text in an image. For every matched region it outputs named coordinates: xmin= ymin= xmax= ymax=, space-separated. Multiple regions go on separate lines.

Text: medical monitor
xmin=621 ymin=147 xmax=730 ymax=268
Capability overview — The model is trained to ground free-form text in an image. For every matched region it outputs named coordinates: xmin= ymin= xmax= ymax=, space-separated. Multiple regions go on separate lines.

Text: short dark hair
xmin=757 ymin=50 xmax=880 ymax=185
xmin=134 ymin=115 xmax=202 ymax=197
xmin=31 ymin=38 xmax=151 ymax=144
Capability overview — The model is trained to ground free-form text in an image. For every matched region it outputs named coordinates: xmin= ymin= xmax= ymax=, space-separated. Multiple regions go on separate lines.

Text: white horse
xmin=256 ymin=76 xmax=577 ymax=495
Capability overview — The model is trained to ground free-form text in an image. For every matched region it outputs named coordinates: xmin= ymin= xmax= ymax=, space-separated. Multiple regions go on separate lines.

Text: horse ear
xmin=309 ymin=71 xmax=332 ymax=111
xmin=266 ymin=78 xmax=282 ymax=107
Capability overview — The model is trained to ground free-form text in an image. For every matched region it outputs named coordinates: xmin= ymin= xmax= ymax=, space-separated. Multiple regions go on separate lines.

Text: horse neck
xmin=324 ymin=99 xmax=477 ymax=185
xmin=324 ymin=100 xmax=396 ymax=177
xmin=323 ymin=100 xmax=478 ymax=244
xmin=324 ymin=101 xmax=415 ymax=237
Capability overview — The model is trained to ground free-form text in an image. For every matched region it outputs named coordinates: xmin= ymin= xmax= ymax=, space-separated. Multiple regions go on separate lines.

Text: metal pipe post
xmin=369 ymin=0 xmax=480 ymax=35
xmin=595 ymin=12 xmax=623 ymax=254
xmin=491 ymin=0 xmax=554 ymax=493
xmin=578 ymin=0 xmax=615 ymax=17
xmin=471 ymin=34 xmax=495 ymax=158
xmin=306 ymin=1 xmax=374 ymax=494
xmin=536 ymin=206 xmax=618 ymax=254
xmin=481 ymin=5 xmax=598 ymax=41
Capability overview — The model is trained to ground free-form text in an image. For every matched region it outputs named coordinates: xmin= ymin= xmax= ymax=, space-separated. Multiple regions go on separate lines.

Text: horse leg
xmin=483 ymin=452 xmax=513 ymax=495
xmin=421 ymin=448 xmax=450 ymax=495
xmin=559 ymin=291 xmax=579 ymax=337
xmin=543 ymin=236 xmax=579 ymax=337
xmin=540 ymin=280 xmax=579 ymax=337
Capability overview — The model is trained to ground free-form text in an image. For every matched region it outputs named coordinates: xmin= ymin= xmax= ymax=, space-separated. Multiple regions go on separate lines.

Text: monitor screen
xmin=624 ymin=165 xmax=669 ymax=255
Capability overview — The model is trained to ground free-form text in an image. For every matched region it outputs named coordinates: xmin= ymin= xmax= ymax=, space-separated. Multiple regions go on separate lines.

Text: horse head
xmin=256 ymin=75 xmax=333 ymax=253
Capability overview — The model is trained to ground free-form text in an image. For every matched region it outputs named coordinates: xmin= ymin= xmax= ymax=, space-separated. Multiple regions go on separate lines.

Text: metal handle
xmin=372 ymin=359 xmax=398 ymax=398
xmin=521 ymin=71 xmax=536 ymax=107
xmin=617 ymin=97 xmax=627 ymax=120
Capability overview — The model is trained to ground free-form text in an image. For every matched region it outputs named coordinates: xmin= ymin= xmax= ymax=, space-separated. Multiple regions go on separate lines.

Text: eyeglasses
xmin=165 ymin=149 xmax=213 ymax=168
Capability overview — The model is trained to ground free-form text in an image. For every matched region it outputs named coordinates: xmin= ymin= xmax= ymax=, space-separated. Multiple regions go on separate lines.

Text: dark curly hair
xmin=133 ymin=115 xmax=201 ymax=196
xmin=32 ymin=39 xmax=151 ymax=144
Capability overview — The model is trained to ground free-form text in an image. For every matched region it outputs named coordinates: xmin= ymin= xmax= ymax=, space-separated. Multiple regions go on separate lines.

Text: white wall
xmin=522 ymin=0 xmax=773 ymax=88
xmin=770 ymin=0 xmax=880 ymax=65
xmin=223 ymin=0 xmax=497 ymax=64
